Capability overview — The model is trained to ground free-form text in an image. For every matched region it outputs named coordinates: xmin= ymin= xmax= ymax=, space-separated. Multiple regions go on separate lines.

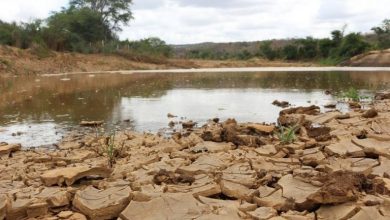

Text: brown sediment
xmin=1 ymin=94 xmax=390 ymax=219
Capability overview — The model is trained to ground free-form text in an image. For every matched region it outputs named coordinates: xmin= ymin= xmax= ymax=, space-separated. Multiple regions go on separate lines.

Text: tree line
xmin=186 ymin=19 xmax=390 ymax=64
xmin=0 ymin=0 xmax=172 ymax=59
xmin=0 ymin=0 xmax=388 ymax=65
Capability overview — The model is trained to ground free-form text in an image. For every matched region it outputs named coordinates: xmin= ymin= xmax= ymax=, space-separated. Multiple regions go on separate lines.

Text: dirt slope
xmin=345 ymin=49 xmax=390 ymax=67
xmin=0 ymin=46 xmax=315 ymax=75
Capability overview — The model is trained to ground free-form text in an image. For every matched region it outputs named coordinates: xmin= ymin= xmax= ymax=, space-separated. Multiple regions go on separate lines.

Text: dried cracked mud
xmin=1 ymin=93 xmax=390 ymax=220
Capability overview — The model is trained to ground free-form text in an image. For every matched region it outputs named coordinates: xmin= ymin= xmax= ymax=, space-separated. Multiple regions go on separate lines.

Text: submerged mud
xmin=1 ymin=94 xmax=390 ymax=219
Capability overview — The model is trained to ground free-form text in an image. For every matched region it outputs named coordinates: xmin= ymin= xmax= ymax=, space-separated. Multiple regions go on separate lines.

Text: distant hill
xmin=173 ymin=40 xmax=293 ymax=58
xmin=344 ymin=49 xmax=390 ymax=67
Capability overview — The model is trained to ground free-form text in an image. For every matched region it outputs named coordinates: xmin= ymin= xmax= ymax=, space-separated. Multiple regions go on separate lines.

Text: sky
xmin=0 ymin=0 xmax=389 ymax=44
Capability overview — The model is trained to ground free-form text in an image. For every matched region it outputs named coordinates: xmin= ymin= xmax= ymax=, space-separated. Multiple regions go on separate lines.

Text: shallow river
xmin=1 ymin=71 xmax=389 ymax=147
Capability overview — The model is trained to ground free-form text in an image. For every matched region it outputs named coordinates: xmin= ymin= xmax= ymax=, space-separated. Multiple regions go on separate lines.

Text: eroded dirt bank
xmin=1 ymin=95 xmax=390 ymax=219
xmin=0 ymin=46 xmax=314 ymax=76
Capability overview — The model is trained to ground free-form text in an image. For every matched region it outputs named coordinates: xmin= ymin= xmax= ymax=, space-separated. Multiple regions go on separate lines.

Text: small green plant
xmin=276 ymin=125 xmax=299 ymax=144
xmin=106 ymin=131 xmax=116 ymax=168
xmin=341 ymin=87 xmax=360 ymax=102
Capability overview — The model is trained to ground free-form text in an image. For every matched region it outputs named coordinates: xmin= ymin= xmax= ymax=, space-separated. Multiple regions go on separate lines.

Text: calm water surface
xmin=0 ymin=71 xmax=389 ymax=147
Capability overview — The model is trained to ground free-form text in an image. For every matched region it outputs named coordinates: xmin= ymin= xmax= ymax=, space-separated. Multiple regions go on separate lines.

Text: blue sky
xmin=0 ymin=0 xmax=389 ymax=44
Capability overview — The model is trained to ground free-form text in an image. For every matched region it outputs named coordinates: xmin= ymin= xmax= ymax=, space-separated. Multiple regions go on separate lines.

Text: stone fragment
xmin=280 ymin=105 xmax=320 ymax=115
xmin=324 ymin=140 xmax=365 ymax=157
xmin=131 ymin=184 xmax=165 ymax=202
xmin=36 ymin=187 xmax=70 ymax=208
xmin=349 ymin=206 xmax=386 ymax=220
xmin=281 ymin=211 xmax=316 ymax=220
xmin=372 ymin=156 xmax=390 ymax=177
xmin=0 ymin=144 xmax=21 ymax=156
xmin=198 ymin=196 xmax=241 ymax=220
xmin=272 ymin=100 xmax=290 ymax=108
xmin=58 ymin=211 xmax=74 ymax=219
xmin=221 ymin=162 xmax=257 ymax=188
xmin=70 ymin=213 xmax=88 ymax=220
xmin=80 ymin=121 xmax=104 ymax=126
xmin=255 ymin=145 xmax=277 ymax=156
xmin=308 ymin=171 xmax=366 ymax=204
xmin=362 ymin=108 xmax=378 ymax=118
xmin=119 ymin=193 xmax=207 ymax=220
xmin=190 ymin=141 xmax=234 ymax=153
xmin=0 ymin=195 xmax=7 ymax=220
xmin=166 ymin=174 xmax=220 ymax=197
xmin=238 ymin=202 xmax=257 ymax=212
xmin=6 ymin=198 xmax=33 ymax=220
xmin=352 ymin=137 xmax=390 ymax=158
xmin=26 ymin=202 xmax=48 ymax=218
xmin=40 ymin=166 xmax=111 ymax=186
xmin=277 ymin=174 xmax=320 ymax=210
xmin=220 ymin=180 xmax=257 ymax=202
xmin=182 ymin=120 xmax=197 ymax=129
xmin=324 ymin=157 xmax=379 ymax=175
xmin=248 ymin=207 xmax=277 ymax=220
xmin=73 ymin=186 xmax=131 ymax=220
xmin=316 ymin=203 xmax=360 ymax=220
xmin=307 ymin=112 xmax=341 ymax=124
xmin=177 ymin=155 xmax=227 ymax=176
xmin=253 ymin=190 xmax=288 ymax=211
xmin=246 ymin=123 xmax=276 ymax=134
xmin=301 ymin=148 xmax=326 ymax=166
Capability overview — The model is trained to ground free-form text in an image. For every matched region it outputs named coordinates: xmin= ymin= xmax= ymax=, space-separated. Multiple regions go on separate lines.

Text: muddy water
xmin=1 ymin=71 xmax=389 ymax=147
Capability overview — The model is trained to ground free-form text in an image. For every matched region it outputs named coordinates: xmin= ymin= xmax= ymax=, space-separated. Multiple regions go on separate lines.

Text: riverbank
xmin=0 ymin=45 xmax=315 ymax=76
xmin=1 ymin=93 xmax=390 ymax=219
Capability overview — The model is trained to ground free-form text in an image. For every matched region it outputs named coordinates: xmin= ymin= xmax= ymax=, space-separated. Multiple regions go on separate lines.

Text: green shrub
xmin=276 ymin=125 xmax=299 ymax=144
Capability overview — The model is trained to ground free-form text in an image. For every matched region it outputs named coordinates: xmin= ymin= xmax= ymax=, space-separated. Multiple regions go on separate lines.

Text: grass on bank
xmin=276 ymin=125 xmax=299 ymax=144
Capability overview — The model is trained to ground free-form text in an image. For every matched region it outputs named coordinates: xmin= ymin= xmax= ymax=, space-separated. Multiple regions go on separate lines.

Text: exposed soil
xmin=345 ymin=49 xmax=390 ymax=67
xmin=0 ymin=45 xmax=316 ymax=76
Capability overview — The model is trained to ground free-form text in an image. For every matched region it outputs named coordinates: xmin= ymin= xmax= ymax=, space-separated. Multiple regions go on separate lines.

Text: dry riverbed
xmin=1 ymin=93 xmax=390 ymax=220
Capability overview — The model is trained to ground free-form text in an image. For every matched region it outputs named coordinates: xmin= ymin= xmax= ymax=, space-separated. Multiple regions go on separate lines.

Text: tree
xmin=331 ymin=30 xmax=343 ymax=45
xmin=337 ymin=33 xmax=370 ymax=58
xmin=297 ymin=37 xmax=318 ymax=59
xmin=69 ymin=0 xmax=133 ymax=31
xmin=259 ymin=41 xmax=277 ymax=60
xmin=371 ymin=19 xmax=390 ymax=49
xmin=283 ymin=44 xmax=299 ymax=60
xmin=45 ymin=7 xmax=114 ymax=51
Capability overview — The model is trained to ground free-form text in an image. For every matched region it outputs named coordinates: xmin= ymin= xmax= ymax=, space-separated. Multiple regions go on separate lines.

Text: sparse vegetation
xmin=341 ymin=87 xmax=360 ymax=102
xmin=276 ymin=125 xmax=299 ymax=144
xmin=180 ymin=19 xmax=390 ymax=64
xmin=106 ymin=131 xmax=116 ymax=168
xmin=0 ymin=0 xmax=172 ymax=62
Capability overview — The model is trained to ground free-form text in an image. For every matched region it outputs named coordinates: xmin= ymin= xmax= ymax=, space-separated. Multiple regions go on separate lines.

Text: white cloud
xmin=0 ymin=0 xmax=389 ymax=44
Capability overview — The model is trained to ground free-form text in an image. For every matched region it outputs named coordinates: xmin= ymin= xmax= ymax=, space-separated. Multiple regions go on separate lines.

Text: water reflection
xmin=0 ymin=71 xmax=389 ymax=147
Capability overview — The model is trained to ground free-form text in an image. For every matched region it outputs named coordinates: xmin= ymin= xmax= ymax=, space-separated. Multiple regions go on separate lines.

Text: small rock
xmin=182 ymin=120 xmax=197 ymax=129
xmin=316 ymin=203 xmax=360 ymax=220
xmin=246 ymin=123 xmax=276 ymax=134
xmin=220 ymin=180 xmax=257 ymax=202
xmin=0 ymin=143 xmax=21 ymax=156
xmin=119 ymin=193 xmax=207 ymax=220
xmin=272 ymin=100 xmax=290 ymax=108
xmin=26 ymin=202 xmax=48 ymax=218
xmin=324 ymin=103 xmax=336 ymax=108
xmin=73 ymin=186 xmax=131 ymax=220
xmin=79 ymin=120 xmax=104 ymax=126
xmin=362 ymin=108 xmax=378 ymax=118
xmin=58 ymin=211 xmax=74 ymax=219
xmin=0 ymin=195 xmax=7 ymax=220
xmin=40 ymin=166 xmax=111 ymax=186
xmin=248 ymin=207 xmax=278 ymax=220
xmin=167 ymin=113 xmax=177 ymax=118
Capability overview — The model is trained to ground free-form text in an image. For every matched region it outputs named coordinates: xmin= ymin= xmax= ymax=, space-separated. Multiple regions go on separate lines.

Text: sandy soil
xmin=345 ymin=49 xmax=390 ymax=67
xmin=0 ymin=46 xmax=315 ymax=76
